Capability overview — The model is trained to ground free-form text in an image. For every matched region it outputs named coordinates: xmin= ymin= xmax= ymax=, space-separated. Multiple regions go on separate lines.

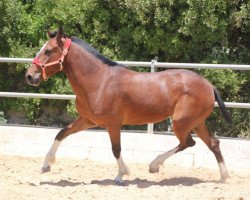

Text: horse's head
xmin=25 ymin=27 xmax=71 ymax=86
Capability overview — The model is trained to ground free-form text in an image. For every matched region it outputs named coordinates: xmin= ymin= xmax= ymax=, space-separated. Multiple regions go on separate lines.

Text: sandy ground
xmin=0 ymin=155 xmax=249 ymax=200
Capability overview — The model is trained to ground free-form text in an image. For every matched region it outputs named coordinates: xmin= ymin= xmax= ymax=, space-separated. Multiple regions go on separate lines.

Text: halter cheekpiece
xmin=32 ymin=38 xmax=71 ymax=81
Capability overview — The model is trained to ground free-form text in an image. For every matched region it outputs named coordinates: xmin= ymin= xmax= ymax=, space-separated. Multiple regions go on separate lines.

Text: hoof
xmin=114 ymin=176 xmax=124 ymax=186
xmin=149 ymin=162 xmax=160 ymax=173
xmin=220 ymin=172 xmax=230 ymax=183
xmin=40 ymin=166 xmax=51 ymax=174
xmin=149 ymin=167 xmax=159 ymax=173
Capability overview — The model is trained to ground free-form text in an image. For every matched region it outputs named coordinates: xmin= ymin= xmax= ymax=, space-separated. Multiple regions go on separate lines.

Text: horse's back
xmin=119 ymin=68 xmax=214 ymax=101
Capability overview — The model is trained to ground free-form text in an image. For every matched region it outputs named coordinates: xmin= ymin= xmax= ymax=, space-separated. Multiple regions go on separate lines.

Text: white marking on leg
xmin=41 ymin=140 xmax=61 ymax=173
xmin=218 ymin=162 xmax=229 ymax=180
xmin=48 ymin=140 xmax=61 ymax=163
xmin=114 ymin=155 xmax=129 ymax=184
xmin=149 ymin=146 xmax=179 ymax=173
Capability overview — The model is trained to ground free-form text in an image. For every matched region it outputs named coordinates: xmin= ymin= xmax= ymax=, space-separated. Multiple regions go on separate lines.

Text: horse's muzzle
xmin=25 ymin=73 xmax=41 ymax=86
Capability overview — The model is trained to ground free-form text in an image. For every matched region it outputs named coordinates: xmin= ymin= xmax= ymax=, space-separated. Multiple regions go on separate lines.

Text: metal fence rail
xmin=0 ymin=57 xmax=249 ymax=133
xmin=117 ymin=61 xmax=250 ymax=70
xmin=0 ymin=92 xmax=249 ymax=109
xmin=1 ymin=57 xmax=250 ymax=70
xmin=0 ymin=92 xmax=76 ymax=100
xmin=0 ymin=57 xmax=33 ymax=63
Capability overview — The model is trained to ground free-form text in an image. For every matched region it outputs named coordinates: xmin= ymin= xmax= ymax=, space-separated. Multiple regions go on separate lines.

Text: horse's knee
xmin=112 ymin=144 xmax=121 ymax=159
xmin=55 ymin=127 xmax=69 ymax=141
xmin=55 ymin=117 xmax=96 ymax=141
xmin=210 ymin=137 xmax=226 ymax=162
xmin=210 ymin=137 xmax=221 ymax=152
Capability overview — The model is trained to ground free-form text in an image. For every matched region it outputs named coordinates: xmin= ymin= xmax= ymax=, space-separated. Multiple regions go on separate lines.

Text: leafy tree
xmin=0 ymin=0 xmax=249 ymax=137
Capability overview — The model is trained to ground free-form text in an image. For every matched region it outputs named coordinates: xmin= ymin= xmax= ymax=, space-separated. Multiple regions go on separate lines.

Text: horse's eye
xmin=44 ymin=49 xmax=52 ymax=55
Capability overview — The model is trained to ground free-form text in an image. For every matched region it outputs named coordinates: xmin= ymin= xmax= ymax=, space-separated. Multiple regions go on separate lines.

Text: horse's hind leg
xmin=149 ymin=131 xmax=196 ymax=173
xmin=40 ymin=116 xmax=96 ymax=173
xmin=194 ymin=121 xmax=229 ymax=182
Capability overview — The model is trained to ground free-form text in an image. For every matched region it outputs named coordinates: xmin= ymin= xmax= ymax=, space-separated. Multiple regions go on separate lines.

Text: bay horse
xmin=25 ymin=28 xmax=231 ymax=184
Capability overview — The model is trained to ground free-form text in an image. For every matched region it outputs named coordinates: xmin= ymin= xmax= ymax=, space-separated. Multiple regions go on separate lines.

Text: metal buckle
xmin=59 ymin=60 xmax=63 ymax=71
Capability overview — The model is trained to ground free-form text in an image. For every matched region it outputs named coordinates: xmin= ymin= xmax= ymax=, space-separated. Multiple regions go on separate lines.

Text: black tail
xmin=214 ymin=88 xmax=232 ymax=124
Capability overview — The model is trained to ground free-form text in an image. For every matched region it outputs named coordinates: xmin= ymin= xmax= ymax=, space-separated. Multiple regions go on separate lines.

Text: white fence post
xmin=147 ymin=58 xmax=157 ymax=134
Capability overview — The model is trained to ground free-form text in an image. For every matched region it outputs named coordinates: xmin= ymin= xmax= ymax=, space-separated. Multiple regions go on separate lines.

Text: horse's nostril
xmin=26 ymin=75 xmax=32 ymax=81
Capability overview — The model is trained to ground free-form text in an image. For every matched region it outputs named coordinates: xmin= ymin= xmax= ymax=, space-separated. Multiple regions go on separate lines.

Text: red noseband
xmin=32 ymin=38 xmax=71 ymax=81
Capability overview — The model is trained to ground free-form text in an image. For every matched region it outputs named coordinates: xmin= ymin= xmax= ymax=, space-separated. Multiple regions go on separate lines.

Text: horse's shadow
xmin=40 ymin=176 xmax=211 ymax=188
xmin=91 ymin=177 xmax=207 ymax=188
xmin=40 ymin=179 xmax=85 ymax=187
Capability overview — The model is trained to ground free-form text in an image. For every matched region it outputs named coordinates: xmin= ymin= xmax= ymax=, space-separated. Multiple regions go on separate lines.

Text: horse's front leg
xmin=40 ymin=116 xmax=96 ymax=173
xmin=107 ymin=125 xmax=130 ymax=185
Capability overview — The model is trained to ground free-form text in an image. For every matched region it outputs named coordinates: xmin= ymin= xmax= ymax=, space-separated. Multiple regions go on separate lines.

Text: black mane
xmin=71 ymin=37 xmax=120 ymax=67
xmin=49 ymin=31 xmax=121 ymax=67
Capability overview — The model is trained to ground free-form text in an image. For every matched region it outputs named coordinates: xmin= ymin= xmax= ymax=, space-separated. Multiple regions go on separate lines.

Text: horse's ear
xmin=56 ymin=26 xmax=66 ymax=39
xmin=47 ymin=28 xmax=53 ymax=39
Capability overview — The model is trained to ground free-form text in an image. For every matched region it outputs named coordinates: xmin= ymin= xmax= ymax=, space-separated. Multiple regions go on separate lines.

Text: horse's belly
xmin=123 ymin=113 xmax=169 ymax=125
xmin=122 ymin=104 xmax=173 ymax=125
xmin=121 ymin=89 xmax=175 ymax=125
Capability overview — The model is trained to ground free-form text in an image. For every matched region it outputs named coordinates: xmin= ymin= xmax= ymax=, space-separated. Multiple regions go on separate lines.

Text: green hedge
xmin=0 ymin=0 xmax=249 ymax=137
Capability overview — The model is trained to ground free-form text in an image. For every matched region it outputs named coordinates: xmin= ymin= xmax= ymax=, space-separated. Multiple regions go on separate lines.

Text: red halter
xmin=32 ymin=38 xmax=71 ymax=81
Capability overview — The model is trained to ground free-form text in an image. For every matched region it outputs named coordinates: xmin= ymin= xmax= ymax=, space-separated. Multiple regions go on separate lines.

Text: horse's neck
xmin=63 ymin=43 xmax=109 ymax=98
